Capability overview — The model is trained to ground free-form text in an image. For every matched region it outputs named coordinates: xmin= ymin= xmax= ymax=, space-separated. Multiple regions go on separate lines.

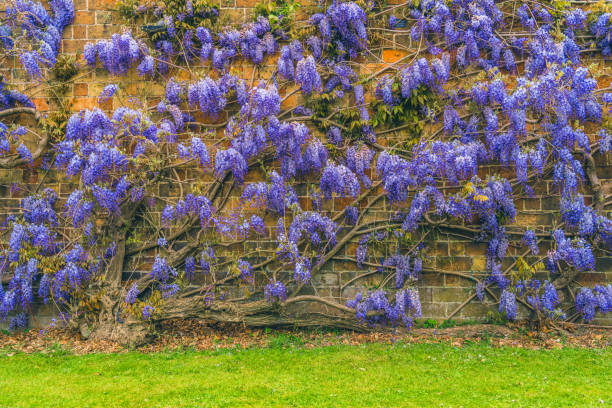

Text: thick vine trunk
xmin=158 ymin=297 xmax=366 ymax=331
xmin=584 ymin=153 xmax=604 ymax=212
xmin=106 ymin=228 xmax=128 ymax=286
xmin=83 ymin=316 xmax=152 ymax=346
xmin=77 ymin=292 xmax=364 ymax=347
xmin=77 ymin=286 xmax=152 ymax=346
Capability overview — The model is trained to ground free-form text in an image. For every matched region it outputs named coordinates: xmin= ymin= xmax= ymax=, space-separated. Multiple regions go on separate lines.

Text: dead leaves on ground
xmin=0 ymin=320 xmax=609 ymax=355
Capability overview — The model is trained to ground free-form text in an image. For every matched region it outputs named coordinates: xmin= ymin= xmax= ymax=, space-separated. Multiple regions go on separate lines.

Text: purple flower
xmin=344 ymin=206 xmax=358 ymax=225
xmin=98 ymin=84 xmax=118 ymax=103
xmin=20 ymin=52 xmax=42 ymax=79
xmin=594 ymin=285 xmax=612 ymax=313
xmin=161 ymin=283 xmax=180 ymax=299
xmin=165 ymin=78 xmax=182 ymax=104
xmin=248 ymin=84 xmax=281 ymax=121
xmin=265 ymin=280 xmax=286 ymax=303
xmin=499 ymin=289 xmax=517 ymax=320
xmin=294 ymin=258 xmax=311 ymax=283
xmin=190 ymin=137 xmax=210 ymax=168
xmin=215 ymin=148 xmax=247 ymax=183
xmin=575 ymin=288 xmax=596 ymax=322
xmin=320 ymin=162 xmax=360 ymax=199
xmin=389 ymin=15 xmax=399 ymax=29
xmin=150 ymin=256 xmax=176 ymax=283
xmin=375 ymin=75 xmax=395 ymax=108
xmin=296 ymin=56 xmax=322 ymax=96
xmin=565 ymin=8 xmax=587 ymax=30
xmin=84 ymin=32 xmax=144 ymax=75
xmin=188 ymin=77 xmax=227 ymax=118
xmin=476 ymin=281 xmax=485 ymax=301
xmin=137 ymin=55 xmax=155 ymax=76
xmin=327 ymin=127 xmax=342 ymax=146
xmin=142 ymin=304 xmax=154 ymax=320
xmin=9 ymin=313 xmax=27 ymax=330
xmin=288 ymin=212 xmax=337 ymax=248
xmin=356 ymin=234 xmax=369 ymax=268
xmin=17 ymin=144 xmax=33 ymax=165
xmin=237 ymin=259 xmax=253 ymax=282
xmin=541 ymin=281 xmax=559 ymax=313
xmin=522 ymin=229 xmax=539 ymax=255
xmin=125 ymin=283 xmax=139 ymax=305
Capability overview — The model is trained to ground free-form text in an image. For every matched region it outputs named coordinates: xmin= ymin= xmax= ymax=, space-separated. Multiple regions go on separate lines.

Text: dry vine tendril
xmin=0 ymin=0 xmax=611 ymax=343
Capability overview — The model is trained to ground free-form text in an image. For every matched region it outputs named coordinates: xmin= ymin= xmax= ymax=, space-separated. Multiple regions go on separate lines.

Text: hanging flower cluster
xmin=346 ymin=288 xmax=421 ymax=328
xmin=6 ymin=0 xmax=74 ymax=78
xmin=309 ymin=1 xmax=368 ymax=60
xmin=84 ymin=31 xmax=146 ymax=76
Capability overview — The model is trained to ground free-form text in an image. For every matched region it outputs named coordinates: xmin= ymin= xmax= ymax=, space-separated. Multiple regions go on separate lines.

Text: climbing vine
xmin=0 ymin=0 xmax=610 ymax=342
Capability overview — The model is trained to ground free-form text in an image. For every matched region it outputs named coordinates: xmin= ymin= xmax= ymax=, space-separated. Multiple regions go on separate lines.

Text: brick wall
xmin=1 ymin=0 xmax=611 ymax=329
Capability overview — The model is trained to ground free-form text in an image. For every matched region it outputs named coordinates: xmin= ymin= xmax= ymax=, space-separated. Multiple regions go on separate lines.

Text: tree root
xmin=82 ymin=317 xmax=153 ymax=347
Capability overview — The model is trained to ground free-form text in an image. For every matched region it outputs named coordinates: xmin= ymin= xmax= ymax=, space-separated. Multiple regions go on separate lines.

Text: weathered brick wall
xmin=1 ymin=0 xmax=611 ymax=329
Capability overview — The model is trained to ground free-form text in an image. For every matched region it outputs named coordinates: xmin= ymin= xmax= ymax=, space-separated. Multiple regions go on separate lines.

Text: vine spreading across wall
xmin=0 ymin=0 xmax=611 ymax=344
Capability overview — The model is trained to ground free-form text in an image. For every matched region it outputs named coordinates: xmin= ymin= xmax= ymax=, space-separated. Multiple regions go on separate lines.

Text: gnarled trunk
xmin=76 ymin=287 xmax=152 ymax=346
xmin=77 ymin=293 xmax=365 ymax=346
xmin=158 ymin=297 xmax=365 ymax=331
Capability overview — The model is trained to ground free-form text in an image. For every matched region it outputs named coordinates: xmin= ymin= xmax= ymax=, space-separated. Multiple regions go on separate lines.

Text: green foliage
xmin=153 ymin=0 xmax=218 ymax=42
xmin=307 ymin=93 xmax=369 ymax=141
xmin=307 ymin=93 xmax=347 ymax=134
xmin=254 ymin=0 xmax=300 ymax=32
xmin=115 ymin=0 xmax=141 ymax=20
xmin=40 ymin=105 xmax=72 ymax=144
xmin=512 ymin=256 xmax=542 ymax=284
xmin=50 ymin=54 xmax=78 ymax=83
xmin=46 ymin=342 xmax=71 ymax=356
xmin=117 ymin=0 xmax=219 ymax=42
xmin=370 ymin=84 xmax=435 ymax=150
xmin=41 ymin=54 xmax=78 ymax=144
xmin=438 ymin=319 xmax=457 ymax=329
xmin=486 ymin=310 xmax=507 ymax=325
xmin=422 ymin=318 xmax=437 ymax=328
xmin=267 ymin=332 xmax=305 ymax=348
xmin=548 ymin=0 xmax=571 ymax=18
xmin=588 ymin=0 xmax=612 ymax=26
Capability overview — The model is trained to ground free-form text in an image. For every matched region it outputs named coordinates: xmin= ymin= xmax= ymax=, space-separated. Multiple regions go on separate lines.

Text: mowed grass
xmin=0 ymin=341 xmax=609 ymax=408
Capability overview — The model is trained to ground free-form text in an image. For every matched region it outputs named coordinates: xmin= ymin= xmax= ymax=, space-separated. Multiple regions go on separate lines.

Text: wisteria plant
xmin=0 ymin=0 xmax=611 ymax=343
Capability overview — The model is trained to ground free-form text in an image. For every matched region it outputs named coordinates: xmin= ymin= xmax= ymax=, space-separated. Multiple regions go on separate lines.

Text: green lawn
xmin=0 ymin=342 xmax=609 ymax=408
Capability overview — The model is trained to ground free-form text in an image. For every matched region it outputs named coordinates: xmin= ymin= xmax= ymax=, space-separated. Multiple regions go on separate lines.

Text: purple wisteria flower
xmin=98 ymin=84 xmax=118 ymax=103
xmin=296 ymin=56 xmax=322 ymax=96
xmin=265 ymin=280 xmax=286 ymax=302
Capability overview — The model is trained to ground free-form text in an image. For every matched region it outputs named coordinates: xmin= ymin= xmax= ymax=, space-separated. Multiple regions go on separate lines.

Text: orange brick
xmin=74 ymin=83 xmax=88 ymax=97
xmin=176 ymin=70 xmax=193 ymax=81
xmin=72 ymin=97 xmax=97 ymax=111
xmin=73 ymin=25 xmax=86 ymax=40
xmin=92 ymin=0 xmax=117 ymax=8
xmin=61 ymin=26 xmax=73 ymax=40
xmin=281 ymin=93 xmax=297 ymax=110
xmin=223 ymin=8 xmax=245 ymax=22
xmin=32 ymin=98 xmax=49 ymax=112
xmin=62 ymin=39 xmax=87 ymax=54
xmin=75 ymin=11 xmax=95 ymax=25
xmin=73 ymin=0 xmax=88 ymax=10
xmin=99 ymin=98 xmax=113 ymax=111
xmin=236 ymin=0 xmax=255 ymax=7
xmin=382 ymin=49 xmax=408 ymax=63
xmin=87 ymin=24 xmax=116 ymax=39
